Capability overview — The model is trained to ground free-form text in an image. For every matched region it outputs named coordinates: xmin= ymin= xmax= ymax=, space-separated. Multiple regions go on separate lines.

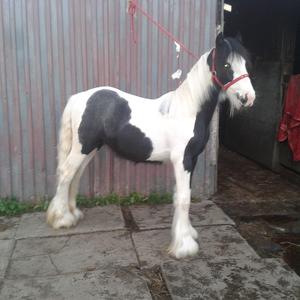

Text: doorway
xmin=220 ymin=0 xmax=300 ymax=176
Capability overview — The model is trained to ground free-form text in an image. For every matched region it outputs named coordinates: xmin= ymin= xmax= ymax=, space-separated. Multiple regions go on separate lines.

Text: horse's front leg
xmin=169 ymin=152 xmax=199 ymax=259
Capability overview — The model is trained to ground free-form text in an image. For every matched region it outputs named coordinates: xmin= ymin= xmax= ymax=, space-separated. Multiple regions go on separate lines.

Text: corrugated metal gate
xmin=0 ymin=0 xmax=218 ymax=201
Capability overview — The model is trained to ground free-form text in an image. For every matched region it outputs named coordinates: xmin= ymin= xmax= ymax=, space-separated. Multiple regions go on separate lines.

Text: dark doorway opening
xmin=294 ymin=22 xmax=300 ymax=75
xmin=220 ymin=0 xmax=300 ymax=176
xmin=217 ymin=0 xmax=300 ymax=277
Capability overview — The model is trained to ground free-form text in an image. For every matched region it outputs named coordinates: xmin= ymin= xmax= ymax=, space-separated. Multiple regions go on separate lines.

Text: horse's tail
xmin=57 ymin=99 xmax=73 ymax=179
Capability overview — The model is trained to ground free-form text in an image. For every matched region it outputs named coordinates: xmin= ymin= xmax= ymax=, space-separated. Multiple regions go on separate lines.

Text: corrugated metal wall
xmin=0 ymin=0 xmax=218 ymax=201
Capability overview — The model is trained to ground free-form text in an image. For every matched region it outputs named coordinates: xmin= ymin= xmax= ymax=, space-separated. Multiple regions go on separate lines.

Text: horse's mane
xmin=225 ymin=37 xmax=252 ymax=70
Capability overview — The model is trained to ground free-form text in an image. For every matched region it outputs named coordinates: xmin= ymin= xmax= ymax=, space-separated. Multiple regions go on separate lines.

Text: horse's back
xmin=64 ymin=86 xmax=189 ymax=163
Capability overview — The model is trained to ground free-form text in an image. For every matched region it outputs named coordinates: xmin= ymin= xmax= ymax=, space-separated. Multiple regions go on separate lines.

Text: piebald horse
xmin=47 ymin=33 xmax=255 ymax=258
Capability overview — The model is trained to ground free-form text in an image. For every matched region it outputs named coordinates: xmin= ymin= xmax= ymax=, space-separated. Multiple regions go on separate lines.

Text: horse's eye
xmin=224 ymin=63 xmax=231 ymax=69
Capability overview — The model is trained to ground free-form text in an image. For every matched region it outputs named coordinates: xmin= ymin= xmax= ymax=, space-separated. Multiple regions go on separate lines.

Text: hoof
xmin=72 ymin=208 xmax=84 ymax=222
xmin=189 ymin=225 xmax=198 ymax=240
xmin=168 ymin=235 xmax=199 ymax=259
xmin=47 ymin=204 xmax=79 ymax=229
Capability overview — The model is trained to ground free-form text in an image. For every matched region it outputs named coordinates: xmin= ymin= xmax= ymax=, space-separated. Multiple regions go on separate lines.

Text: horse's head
xmin=209 ymin=33 xmax=255 ymax=110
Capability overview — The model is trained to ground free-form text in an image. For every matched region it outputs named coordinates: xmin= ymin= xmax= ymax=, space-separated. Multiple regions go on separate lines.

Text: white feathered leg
xmin=47 ymin=150 xmax=87 ymax=229
xmin=168 ymin=153 xmax=199 ymax=258
xmin=68 ymin=150 xmax=96 ymax=223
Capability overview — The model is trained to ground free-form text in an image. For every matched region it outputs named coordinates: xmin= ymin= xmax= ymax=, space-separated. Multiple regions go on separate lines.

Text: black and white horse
xmin=47 ymin=33 xmax=255 ymax=259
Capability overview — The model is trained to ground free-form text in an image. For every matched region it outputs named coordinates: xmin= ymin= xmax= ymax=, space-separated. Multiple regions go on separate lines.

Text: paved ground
xmin=1 ymin=199 xmax=300 ymax=299
xmin=215 ymin=147 xmax=300 ymax=264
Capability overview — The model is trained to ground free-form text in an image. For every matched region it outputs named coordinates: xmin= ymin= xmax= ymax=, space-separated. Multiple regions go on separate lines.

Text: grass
xmin=0 ymin=198 xmax=49 ymax=217
xmin=0 ymin=193 xmax=172 ymax=217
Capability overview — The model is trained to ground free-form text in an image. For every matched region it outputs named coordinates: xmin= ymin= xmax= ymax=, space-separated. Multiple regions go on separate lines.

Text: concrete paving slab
xmin=133 ymin=225 xmax=258 ymax=267
xmin=12 ymin=236 xmax=69 ymax=259
xmin=195 ymin=225 xmax=259 ymax=259
xmin=7 ymin=255 xmax=58 ymax=279
xmin=130 ymin=201 xmax=234 ymax=230
xmin=50 ymin=231 xmax=138 ymax=274
xmin=0 ymin=239 xmax=14 ymax=258
xmin=0 ymin=217 xmax=20 ymax=240
xmin=133 ymin=229 xmax=172 ymax=267
xmin=0 ymin=239 xmax=14 ymax=278
xmin=16 ymin=205 xmax=125 ymax=239
xmin=162 ymin=257 xmax=300 ymax=300
xmin=131 ymin=204 xmax=172 ymax=230
xmin=8 ymin=231 xmax=138 ymax=278
xmin=0 ymin=259 xmax=8 ymax=279
xmin=1 ymin=267 xmax=152 ymax=300
xmin=1 ymin=201 xmax=298 ymax=300
xmin=191 ymin=201 xmax=235 ymax=226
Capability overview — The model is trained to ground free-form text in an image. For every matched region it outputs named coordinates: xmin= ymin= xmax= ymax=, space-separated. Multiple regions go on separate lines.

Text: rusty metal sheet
xmin=0 ymin=0 xmax=217 ymax=201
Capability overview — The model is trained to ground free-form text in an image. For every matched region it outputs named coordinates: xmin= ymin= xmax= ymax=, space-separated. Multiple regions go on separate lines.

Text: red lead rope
xmin=128 ymin=0 xmax=198 ymax=60
xmin=128 ymin=1 xmax=249 ymax=90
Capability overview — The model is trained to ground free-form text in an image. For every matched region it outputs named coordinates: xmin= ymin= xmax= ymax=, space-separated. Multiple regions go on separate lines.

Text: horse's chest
xmin=167 ymin=118 xmax=195 ymax=144
xmin=138 ymin=115 xmax=196 ymax=159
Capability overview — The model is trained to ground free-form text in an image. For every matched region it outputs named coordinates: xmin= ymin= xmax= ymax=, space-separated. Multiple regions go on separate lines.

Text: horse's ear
xmin=236 ymin=32 xmax=243 ymax=43
xmin=216 ymin=32 xmax=224 ymax=47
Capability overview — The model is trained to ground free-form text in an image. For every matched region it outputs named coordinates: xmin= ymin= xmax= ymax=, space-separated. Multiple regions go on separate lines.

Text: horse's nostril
xmin=236 ymin=93 xmax=242 ymax=100
xmin=235 ymin=92 xmax=248 ymax=104
xmin=240 ymin=93 xmax=248 ymax=104
xmin=241 ymin=98 xmax=247 ymax=104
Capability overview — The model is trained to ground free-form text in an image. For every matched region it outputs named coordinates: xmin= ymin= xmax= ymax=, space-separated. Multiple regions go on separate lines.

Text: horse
xmin=46 ymin=33 xmax=255 ymax=259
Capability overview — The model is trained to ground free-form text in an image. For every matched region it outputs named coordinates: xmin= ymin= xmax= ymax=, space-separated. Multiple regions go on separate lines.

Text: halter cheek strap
xmin=211 ymin=48 xmax=249 ymax=91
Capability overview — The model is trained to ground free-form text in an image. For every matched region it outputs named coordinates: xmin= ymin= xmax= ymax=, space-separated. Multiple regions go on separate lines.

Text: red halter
xmin=211 ymin=48 xmax=249 ymax=91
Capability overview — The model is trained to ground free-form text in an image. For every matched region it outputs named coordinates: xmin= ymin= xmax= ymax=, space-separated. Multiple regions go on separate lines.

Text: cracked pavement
xmin=0 ymin=201 xmax=300 ymax=299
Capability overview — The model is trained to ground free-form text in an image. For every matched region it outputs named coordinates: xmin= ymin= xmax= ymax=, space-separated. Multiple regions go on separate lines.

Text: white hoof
xmin=189 ymin=224 xmax=198 ymax=239
xmin=168 ymin=235 xmax=199 ymax=259
xmin=47 ymin=204 xmax=78 ymax=229
xmin=72 ymin=208 xmax=84 ymax=222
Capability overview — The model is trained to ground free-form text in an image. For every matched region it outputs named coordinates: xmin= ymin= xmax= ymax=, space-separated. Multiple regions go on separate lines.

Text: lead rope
xmin=127 ymin=0 xmax=198 ymax=60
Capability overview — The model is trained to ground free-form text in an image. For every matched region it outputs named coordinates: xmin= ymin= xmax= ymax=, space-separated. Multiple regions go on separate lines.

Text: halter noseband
xmin=211 ymin=48 xmax=249 ymax=91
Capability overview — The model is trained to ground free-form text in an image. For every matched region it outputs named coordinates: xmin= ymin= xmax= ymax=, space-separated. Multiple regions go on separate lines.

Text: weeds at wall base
xmin=0 ymin=193 xmax=173 ymax=217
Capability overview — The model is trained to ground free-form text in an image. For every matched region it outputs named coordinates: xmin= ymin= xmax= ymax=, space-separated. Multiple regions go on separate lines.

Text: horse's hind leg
xmin=47 ymin=148 xmax=87 ymax=229
xmin=68 ymin=149 xmax=97 ymax=222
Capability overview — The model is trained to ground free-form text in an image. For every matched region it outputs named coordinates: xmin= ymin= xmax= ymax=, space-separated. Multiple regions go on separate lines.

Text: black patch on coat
xmin=78 ymin=89 xmax=153 ymax=162
xmin=207 ymin=47 xmax=234 ymax=87
xmin=183 ymin=88 xmax=219 ymax=182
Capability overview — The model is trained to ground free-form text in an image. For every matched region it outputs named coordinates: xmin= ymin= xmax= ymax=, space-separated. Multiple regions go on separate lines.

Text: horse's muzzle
xmin=236 ymin=92 xmax=255 ymax=107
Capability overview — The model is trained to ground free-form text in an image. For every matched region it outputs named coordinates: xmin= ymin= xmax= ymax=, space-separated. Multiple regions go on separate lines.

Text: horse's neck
xmin=169 ymin=52 xmax=217 ymax=118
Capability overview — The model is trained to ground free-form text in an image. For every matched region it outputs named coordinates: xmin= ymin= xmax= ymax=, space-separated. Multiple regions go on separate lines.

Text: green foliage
xmin=0 ymin=198 xmax=49 ymax=216
xmin=77 ymin=192 xmax=172 ymax=207
xmin=0 ymin=193 xmax=172 ymax=217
